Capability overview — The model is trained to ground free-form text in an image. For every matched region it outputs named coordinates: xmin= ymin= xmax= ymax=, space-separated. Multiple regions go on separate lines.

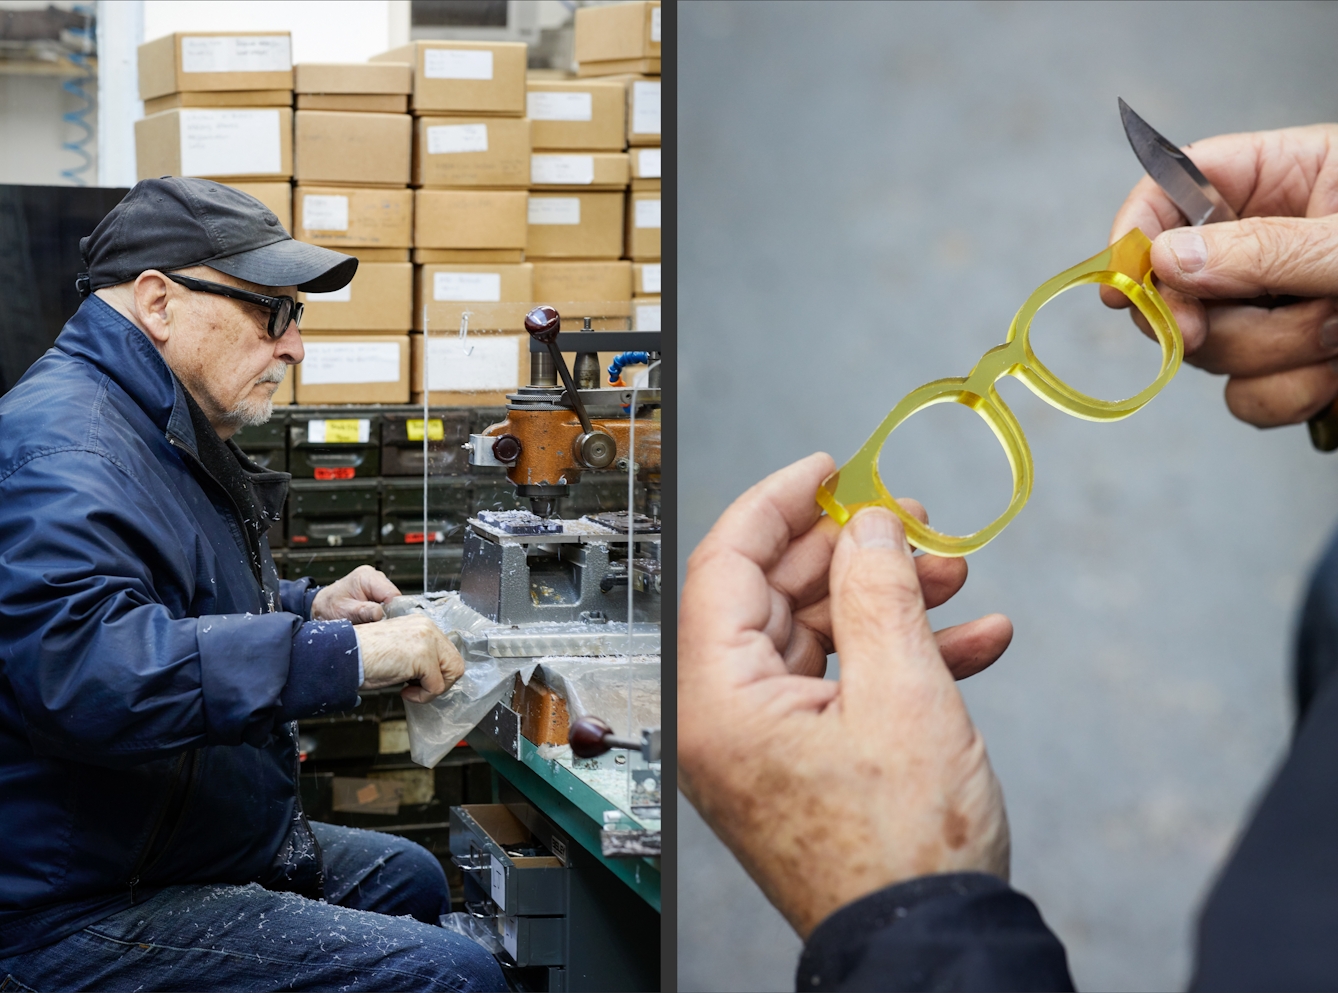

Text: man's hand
xmin=311 ymin=565 xmax=400 ymax=624
xmin=355 ymin=615 xmax=465 ymax=704
xmin=679 ymin=453 xmax=1014 ymax=940
xmin=1104 ymin=124 xmax=1338 ymax=427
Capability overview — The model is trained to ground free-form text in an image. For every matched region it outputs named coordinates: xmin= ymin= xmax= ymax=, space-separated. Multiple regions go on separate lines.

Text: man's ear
xmin=133 ymin=270 xmax=173 ymax=345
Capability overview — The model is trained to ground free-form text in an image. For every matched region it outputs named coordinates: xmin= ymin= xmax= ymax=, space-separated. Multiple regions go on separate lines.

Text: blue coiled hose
xmin=60 ymin=7 xmax=96 ymax=187
xmin=607 ymin=351 xmax=652 ymax=385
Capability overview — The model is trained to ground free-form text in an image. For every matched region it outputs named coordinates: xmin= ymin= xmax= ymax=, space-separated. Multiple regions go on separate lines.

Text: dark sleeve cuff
xmin=797 ymin=872 xmax=1074 ymax=993
xmin=278 ymin=577 xmax=321 ymax=621
xmin=280 ymin=619 xmax=360 ymax=721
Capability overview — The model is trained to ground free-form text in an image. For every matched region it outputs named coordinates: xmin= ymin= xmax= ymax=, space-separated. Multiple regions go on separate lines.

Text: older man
xmin=0 ymin=179 xmax=504 ymax=992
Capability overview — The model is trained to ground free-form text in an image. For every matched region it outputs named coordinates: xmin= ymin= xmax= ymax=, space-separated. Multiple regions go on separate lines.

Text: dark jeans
xmin=0 ymin=822 xmax=506 ymax=992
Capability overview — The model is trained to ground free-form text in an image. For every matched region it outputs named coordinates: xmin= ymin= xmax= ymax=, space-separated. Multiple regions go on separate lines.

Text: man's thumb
xmin=1153 ymin=216 xmax=1338 ymax=299
xmin=828 ymin=508 xmax=943 ymax=698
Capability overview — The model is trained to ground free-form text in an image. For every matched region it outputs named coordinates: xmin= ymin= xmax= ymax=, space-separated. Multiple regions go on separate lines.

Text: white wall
xmin=0 ymin=0 xmax=99 ymax=186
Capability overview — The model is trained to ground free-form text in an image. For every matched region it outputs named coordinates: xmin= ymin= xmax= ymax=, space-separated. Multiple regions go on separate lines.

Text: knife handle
xmin=1310 ymin=401 xmax=1338 ymax=452
xmin=1246 ymin=294 xmax=1338 ymax=450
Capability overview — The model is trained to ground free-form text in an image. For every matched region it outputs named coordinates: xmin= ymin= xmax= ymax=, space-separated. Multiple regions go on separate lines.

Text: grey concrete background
xmin=677 ymin=3 xmax=1338 ymax=991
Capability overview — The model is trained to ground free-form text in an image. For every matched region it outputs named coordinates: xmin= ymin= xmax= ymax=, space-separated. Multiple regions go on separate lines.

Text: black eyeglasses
xmin=166 ymin=273 xmax=303 ymax=339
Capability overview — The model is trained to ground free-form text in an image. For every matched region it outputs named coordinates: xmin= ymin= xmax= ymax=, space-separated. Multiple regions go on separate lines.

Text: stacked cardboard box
xmin=370 ymin=40 xmax=532 ymax=405
xmin=135 ymin=31 xmax=296 ymax=225
xmin=291 ymin=62 xmax=415 ymax=404
xmin=574 ymin=2 xmax=661 ymax=334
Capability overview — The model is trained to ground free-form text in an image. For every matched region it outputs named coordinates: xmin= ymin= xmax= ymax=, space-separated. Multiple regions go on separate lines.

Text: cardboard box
xmin=633 ymin=294 xmax=661 ymax=331
xmin=532 ymin=260 xmax=632 ymax=329
xmin=632 ymin=261 xmax=660 ymax=296
xmin=413 ymin=248 xmax=525 ymax=264
xmin=346 ymin=248 xmax=410 ymax=262
xmin=533 ymin=259 xmax=631 ymax=302
xmin=299 ymin=262 xmax=412 ymax=331
xmin=295 ymin=62 xmax=412 ymax=95
xmin=296 ymin=334 xmax=410 ymax=404
xmin=577 ymin=58 xmax=661 ymax=78
xmin=414 ymin=190 xmax=528 ymax=250
xmin=294 ymin=111 xmax=412 ymax=187
xmin=144 ymin=90 xmax=291 ymax=114
xmin=372 ymin=41 xmax=526 ymax=116
xmin=631 ymin=178 xmax=660 ymax=192
xmin=625 ymin=77 xmax=661 ymax=146
xmin=225 ymin=181 xmax=292 ymax=232
xmin=630 ymin=145 xmax=660 ymax=179
xmin=626 ymin=191 xmax=660 ymax=260
xmin=410 ymin=331 xmax=527 ymax=405
xmin=575 ymin=2 xmax=661 ymax=65
xmin=413 ymin=116 xmax=530 ymax=188
xmin=139 ymin=32 xmax=293 ymax=101
xmin=297 ymin=94 xmax=407 ymax=113
xmin=526 ymin=79 xmax=626 ymax=150
xmin=526 ymin=192 xmax=624 ymax=259
xmin=415 ymin=263 xmax=533 ymax=331
xmin=294 ymin=186 xmax=413 ymax=248
xmin=135 ymin=107 xmax=293 ymax=181
xmin=530 ymin=152 xmax=628 ymax=191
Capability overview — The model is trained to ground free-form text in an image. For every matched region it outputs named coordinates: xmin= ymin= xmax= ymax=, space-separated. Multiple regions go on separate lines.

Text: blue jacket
xmin=0 ymin=296 xmax=360 ymax=957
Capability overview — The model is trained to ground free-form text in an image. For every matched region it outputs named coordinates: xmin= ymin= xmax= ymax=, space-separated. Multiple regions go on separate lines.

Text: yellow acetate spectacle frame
xmin=816 ymin=228 xmax=1183 ymax=556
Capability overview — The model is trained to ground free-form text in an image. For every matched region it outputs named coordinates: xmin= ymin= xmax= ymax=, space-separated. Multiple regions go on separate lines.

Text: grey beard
xmin=219 ymin=364 xmax=286 ymax=428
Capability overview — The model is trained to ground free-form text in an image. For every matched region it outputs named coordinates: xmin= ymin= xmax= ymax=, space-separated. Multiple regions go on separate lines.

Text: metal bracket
xmin=528 ymin=331 xmax=662 ymax=353
xmin=482 ymin=701 xmax=521 ymax=759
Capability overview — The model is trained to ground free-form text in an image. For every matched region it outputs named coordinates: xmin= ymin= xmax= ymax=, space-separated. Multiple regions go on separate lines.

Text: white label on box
xmin=632 ymin=80 xmax=661 ymax=135
xmin=502 ymin=917 xmax=518 ymax=959
xmin=490 ymin=856 xmax=506 ymax=907
xmin=181 ymin=35 xmax=291 ymax=74
xmin=531 ymin=154 xmax=594 ymax=186
xmin=433 ymin=271 xmax=501 ymax=302
xmin=638 ymin=147 xmax=662 ymax=178
xmin=178 ymin=110 xmax=281 ymax=177
xmin=301 ymin=344 xmax=400 ymax=386
xmin=651 ymin=7 xmax=662 ymax=42
xmin=635 ymin=198 xmax=661 ymax=228
xmin=304 ymin=284 xmax=352 ymax=303
xmin=306 ymin=418 xmax=372 ymax=443
xmin=427 ymin=123 xmax=488 ymax=155
xmin=635 ymin=303 xmax=661 ymax=332
xmin=424 ymin=48 xmax=493 ymax=80
xmin=528 ymin=196 xmax=581 ymax=225
xmin=642 ymin=263 xmax=661 ymax=293
xmin=425 ymin=335 xmax=519 ymax=391
xmin=301 ymin=194 xmax=348 ymax=232
xmin=527 ymin=91 xmax=593 ymax=121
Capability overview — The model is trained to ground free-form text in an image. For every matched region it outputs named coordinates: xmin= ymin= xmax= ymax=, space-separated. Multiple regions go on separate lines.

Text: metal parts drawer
xmin=449 ymin=804 xmax=569 ymax=918
xmin=289 ymin=414 xmax=381 ymax=479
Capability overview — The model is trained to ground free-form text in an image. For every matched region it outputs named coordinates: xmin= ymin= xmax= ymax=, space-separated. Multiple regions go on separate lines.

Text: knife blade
xmin=1117 ymin=99 xmax=1338 ymax=450
xmin=1118 ymin=97 xmax=1237 ymax=227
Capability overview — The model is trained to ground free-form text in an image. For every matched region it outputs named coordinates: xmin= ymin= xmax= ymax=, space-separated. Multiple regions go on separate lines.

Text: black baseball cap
xmin=78 ymin=177 xmax=357 ymax=295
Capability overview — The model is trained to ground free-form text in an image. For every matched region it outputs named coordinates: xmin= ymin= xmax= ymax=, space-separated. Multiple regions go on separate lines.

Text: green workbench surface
xmin=467 ymin=729 xmax=661 ymax=913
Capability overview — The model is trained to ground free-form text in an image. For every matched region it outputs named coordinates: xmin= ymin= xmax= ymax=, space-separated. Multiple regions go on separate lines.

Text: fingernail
xmin=851 ymin=509 xmax=906 ymax=551
xmin=1322 ymin=315 xmax=1338 ymax=351
xmin=1163 ymin=229 xmax=1207 ymax=274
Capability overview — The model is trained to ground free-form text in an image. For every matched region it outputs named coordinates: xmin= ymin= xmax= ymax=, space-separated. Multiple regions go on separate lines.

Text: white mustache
xmin=255 ymin=363 xmax=288 ymax=386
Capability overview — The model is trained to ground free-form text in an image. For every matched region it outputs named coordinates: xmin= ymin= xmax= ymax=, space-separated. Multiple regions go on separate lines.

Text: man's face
xmin=155 ymin=265 xmax=304 ymax=433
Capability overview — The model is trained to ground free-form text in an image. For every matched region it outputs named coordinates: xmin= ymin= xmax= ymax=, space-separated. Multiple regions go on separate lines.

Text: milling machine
xmin=460 ymin=305 xmax=662 ymax=628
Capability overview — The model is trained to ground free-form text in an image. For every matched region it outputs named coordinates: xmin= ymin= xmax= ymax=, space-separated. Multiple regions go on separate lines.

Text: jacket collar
xmin=56 ymin=295 xmax=198 ymax=454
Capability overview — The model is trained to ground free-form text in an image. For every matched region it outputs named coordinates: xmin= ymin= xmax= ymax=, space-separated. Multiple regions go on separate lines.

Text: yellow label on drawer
xmin=406 ymin=418 xmax=444 ymax=442
xmin=322 ymin=419 xmax=365 ymax=444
